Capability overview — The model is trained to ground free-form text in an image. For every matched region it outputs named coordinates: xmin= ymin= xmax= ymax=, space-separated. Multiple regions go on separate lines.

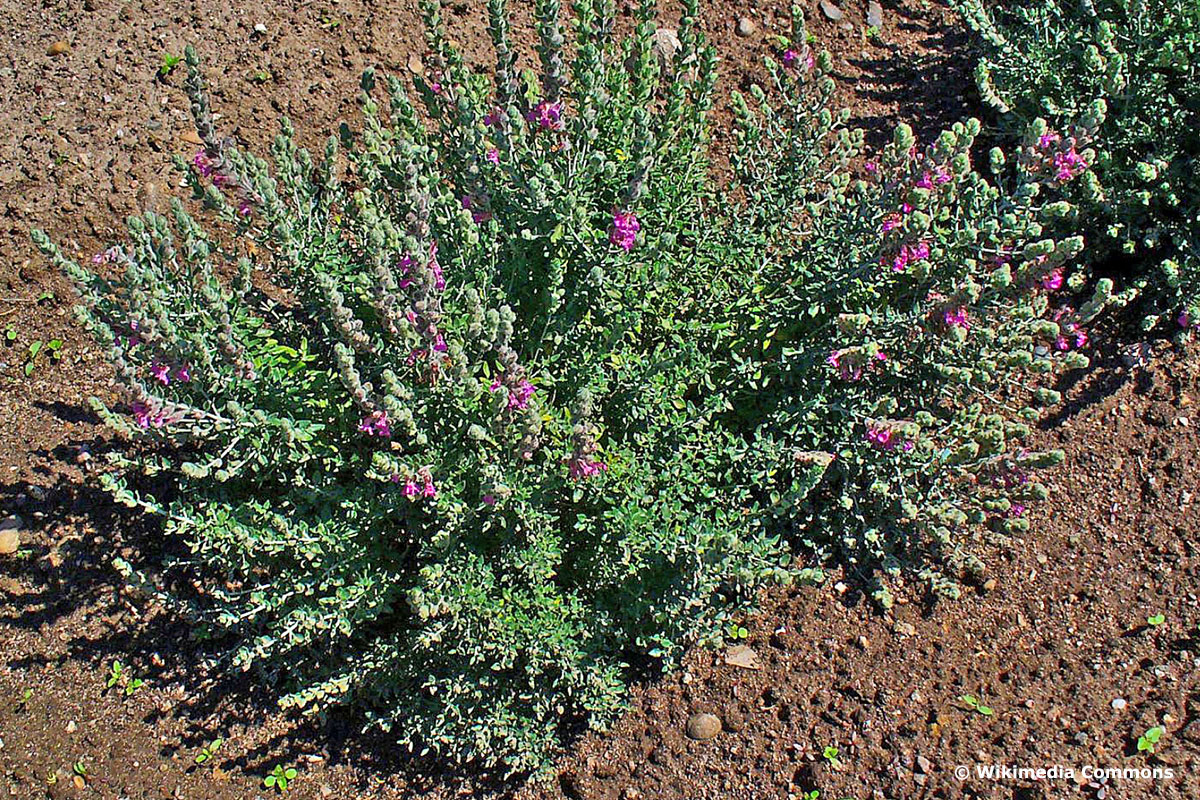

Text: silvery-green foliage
xmin=954 ymin=0 xmax=1200 ymax=332
xmin=33 ymin=0 xmax=1102 ymax=772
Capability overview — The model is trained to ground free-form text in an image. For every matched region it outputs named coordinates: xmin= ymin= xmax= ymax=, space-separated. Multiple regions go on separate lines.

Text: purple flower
xmin=1040 ymin=269 xmax=1064 ymax=291
xmin=149 ymin=361 xmax=171 ymax=386
xmin=192 ymin=150 xmax=215 ymax=177
xmin=568 ymin=455 xmax=608 ymax=480
xmin=486 ymin=148 xmax=500 ymax=164
xmin=881 ymin=214 xmax=901 ymax=234
xmin=131 ymin=401 xmax=165 ymax=429
xmin=174 ymin=363 xmax=191 ymax=383
xmin=358 ymin=410 xmax=392 ymax=438
xmin=482 ymin=494 xmax=497 ymax=506
xmin=609 ymin=210 xmax=640 ymax=252
xmin=527 ymin=101 xmax=564 ymax=131
xmin=943 ymin=307 xmax=970 ymax=330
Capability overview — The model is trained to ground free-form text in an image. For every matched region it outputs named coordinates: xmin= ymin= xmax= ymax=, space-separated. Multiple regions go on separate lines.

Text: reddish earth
xmin=1 ymin=1 xmax=1196 ymax=799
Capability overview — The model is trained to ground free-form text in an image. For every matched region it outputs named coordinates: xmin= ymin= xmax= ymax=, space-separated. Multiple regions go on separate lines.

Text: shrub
xmin=955 ymin=0 xmax=1200 ymax=332
xmin=34 ymin=0 xmax=1106 ymax=772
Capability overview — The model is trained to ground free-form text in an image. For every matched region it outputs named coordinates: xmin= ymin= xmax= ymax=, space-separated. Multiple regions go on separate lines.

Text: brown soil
xmin=2 ymin=1 xmax=1196 ymax=799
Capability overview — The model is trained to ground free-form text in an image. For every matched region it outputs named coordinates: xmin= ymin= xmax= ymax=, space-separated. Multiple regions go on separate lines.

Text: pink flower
xmin=174 ymin=364 xmax=191 ymax=383
xmin=568 ymin=455 xmax=608 ymax=480
xmin=865 ymin=162 xmax=879 ymax=176
xmin=131 ymin=401 xmax=165 ymax=429
xmin=358 ymin=410 xmax=392 ymax=438
xmin=486 ymin=148 xmax=500 ymax=164
xmin=943 ymin=307 xmax=970 ymax=330
xmin=865 ymin=425 xmax=895 ymax=450
xmin=527 ymin=101 xmax=564 ymax=131
xmin=192 ymin=150 xmax=214 ymax=177
xmin=881 ymin=214 xmax=902 ymax=233
xmin=1040 ymin=269 xmax=1064 ymax=291
xmin=482 ymin=494 xmax=497 ymax=506
xmin=915 ymin=171 xmax=934 ymax=190
xmin=149 ymin=361 xmax=171 ymax=385
xmin=782 ymin=48 xmax=798 ymax=66
xmin=1179 ymin=311 xmax=1196 ymax=329
xmin=609 ymin=209 xmax=641 ymax=252
xmin=1038 ymin=131 xmax=1061 ymax=149
xmin=402 ymin=480 xmax=420 ymax=499
xmin=934 ymin=166 xmax=952 ymax=185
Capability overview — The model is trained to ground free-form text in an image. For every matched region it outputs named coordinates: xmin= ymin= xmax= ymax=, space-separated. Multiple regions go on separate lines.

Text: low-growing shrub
xmin=34 ymin=0 xmax=1106 ymax=772
xmin=955 ymin=0 xmax=1200 ymax=331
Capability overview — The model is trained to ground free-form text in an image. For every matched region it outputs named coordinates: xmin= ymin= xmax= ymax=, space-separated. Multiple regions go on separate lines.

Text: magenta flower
xmin=486 ymin=148 xmax=500 ymax=164
xmin=149 ymin=361 xmax=171 ymax=386
xmin=131 ymin=401 xmax=165 ymax=429
xmin=482 ymin=494 xmax=497 ymax=506
xmin=174 ymin=364 xmax=191 ymax=383
xmin=943 ymin=307 xmax=970 ymax=330
xmin=1040 ymin=269 xmax=1064 ymax=291
xmin=358 ymin=410 xmax=392 ymax=438
xmin=782 ymin=48 xmax=798 ymax=66
xmin=192 ymin=150 xmax=215 ymax=177
xmin=915 ymin=171 xmax=934 ymax=190
xmin=1179 ymin=311 xmax=1196 ymax=329
xmin=609 ymin=210 xmax=640 ymax=252
xmin=527 ymin=101 xmax=564 ymax=131
xmin=881 ymin=214 xmax=902 ymax=233
xmin=865 ymin=425 xmax=895 ymax=450
xmin=934 ymin=166 xmax=952 ymax=185
xmin=568 ymin=455 xmax=608 ymax=480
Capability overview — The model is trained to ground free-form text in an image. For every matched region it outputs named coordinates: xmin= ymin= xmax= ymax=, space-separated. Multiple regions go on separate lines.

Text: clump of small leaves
xmin=1147 ymin=613 xmax=1166 ymax=627
xmin=822 ymin=745 xmax=842 ymax=769
xmin=959 ymin=694 xmax=994 ymax=716
xmin=954 ymin=0 xmax=1200 ymax=332
xmin=263 ymin=764 xmax=297 ymax=793
xmin=194 ymin=738 xmax=224 ymax=765
xmin=725 ymin=622 xmax=749 ymax=641
xmin=34 ymin=0 xmax=1105 ymax=774
xmin=106 ymin=660 xmax=144 ymax=696
xmin=159 ymin=52 xmax=183 ymax=78
xmin=1137 ymin=725 xmax=1165 ymax=754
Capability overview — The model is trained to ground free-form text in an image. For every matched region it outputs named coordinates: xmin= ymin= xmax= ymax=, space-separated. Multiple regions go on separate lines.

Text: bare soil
xmin=2 ymin=1 xmax=1196 ymax=799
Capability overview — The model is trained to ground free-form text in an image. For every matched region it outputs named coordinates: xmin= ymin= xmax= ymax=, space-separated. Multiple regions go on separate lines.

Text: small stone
xmin=834 ymin=581 xmax=848 ymax=594
xmin=894 ymin=621 xmax=915 ymax=637
xmin=819 ymin=1 xmax=844 ymax=21
xmin=867 ymin=0 xmax=883 ymax=28
xmin=722 ymin=707 xmax=746 ymax=732
xmin=180 ymin=130 xmax=203 ymax=145
xmin=406 ymin=53 xmax=425 ymax=75
xmin=686 ymin=712 xmax=721 ymax=740
xmin=982 ymin=578 xmax=998 ymax=593
xmin=651 ymin=28 xmax=682 ymax=71
xmin=65 ymin=720 xmax=77 ymax=733
xmin=725 ymin=644 xmax=762 ymax=670
xmin=916 ymin=755 xmax=932 ymax=774
xmin=253 ymin=22 xmax=268 ymax=35
xmin=47 ymin=41 xmax=70 ymax=57
xmin=1111 ymin=697 xmax=1126 ymax=710
xmin=736 ymin=17 xmax=756 ymax=37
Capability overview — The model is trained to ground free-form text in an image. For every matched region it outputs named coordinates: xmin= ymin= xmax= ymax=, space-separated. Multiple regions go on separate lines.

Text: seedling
xmin=251 ymin=69 xmax=272 ymax=84
xmin=725 ymin=622 xmax=749 ymax=641
xmin=1147 ymin=613 xmax=1165 ymax=627
xmin=264 ymin=765 xmax=297 ymax=792
xmin=3 ymin=326 xmax=15 ymax=343
xmin=1137 ymin=725 xmax=1165 ymax=754
xmin=959 ymin=694 xmax=994 ymax=716
xmin=801 ymin=792 xmax=819 ymax=800
xmin=23 ymin=339 xmax=62 ymax=376
xmin=194 ymin=738 xmax=224 ymax=764
xmin=822 ymin=745 xmax=842 ymax=769
xmin=72 ymin=760 xmax=88 ymax=778
xmin=15 ymin=686 xmax=34 ymax=711
xmin=106 ymin=660 xmax=145 ymax=696
xmin=159 ymin=52 xmax=183 ymax=77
